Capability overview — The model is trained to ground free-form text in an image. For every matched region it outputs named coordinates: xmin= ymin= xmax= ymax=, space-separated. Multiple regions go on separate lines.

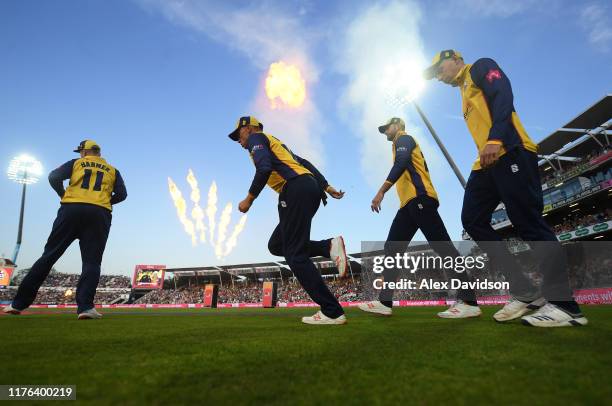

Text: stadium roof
xmin=219 ymin=261 xmax=281 ymax=270
xmin=538 ymin=94 xmax=611 ymax=155
xmin=0 ymin=258 xmax=16 ymax=267
xmin=165 ymin=267 xmax=239 ymax=282
xmin=165 ymin=266 xmax=221 ymax=274
xmin=563 ymin=94 xmax=611 ymax=129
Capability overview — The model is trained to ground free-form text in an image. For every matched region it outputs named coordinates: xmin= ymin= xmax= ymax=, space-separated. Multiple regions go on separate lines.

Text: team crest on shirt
xmin=486 ymin=69 xmax=502 ymax=83
xmin=463 ymin=103 xmax=473 ymax=121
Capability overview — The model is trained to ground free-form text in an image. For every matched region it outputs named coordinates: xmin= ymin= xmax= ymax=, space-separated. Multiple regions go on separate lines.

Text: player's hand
xmin=371 ymin=192 xmax=384 ymax=213
xmin=239 ymin=194 xmax=255 ymax=213
xmin=480 ymin=143 xmax=502 ymax=168
xmin=326 ymin=186 xmax=345 ymax=199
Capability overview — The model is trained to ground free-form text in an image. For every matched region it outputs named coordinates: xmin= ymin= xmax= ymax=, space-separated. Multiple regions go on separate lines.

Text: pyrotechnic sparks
xmin=186 ymin=169 xmax=206 ymax=243
xmin=168 ymin=172 xmax=247 ymax=259
xmin=206 ymin=181 xmax=218 ymax=244
xmin=167 ymin=177 xmax=197 ymax=245
xmin=215 ymin=203 xmax=233 ymax=258
xmin=224 ymin=215 xmax=248 ymax=257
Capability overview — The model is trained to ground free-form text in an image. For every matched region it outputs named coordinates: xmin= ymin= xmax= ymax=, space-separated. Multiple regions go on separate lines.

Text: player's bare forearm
xmin=325 ymin=185 xmax=345 ymax=199
xmin=371 ymin=181 xmax=393 ymax=213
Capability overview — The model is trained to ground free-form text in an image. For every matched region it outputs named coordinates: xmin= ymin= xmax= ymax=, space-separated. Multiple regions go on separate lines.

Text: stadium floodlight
xmin=384 ymin=63 xmax=467 ymax=188
xmin=7 ymin=154 xmax=43 ymax=184
xmin=7 ymin=154 xmax=43 ymax=264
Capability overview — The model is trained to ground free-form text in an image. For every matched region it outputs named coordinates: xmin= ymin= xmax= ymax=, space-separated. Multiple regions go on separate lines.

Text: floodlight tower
xmin=384 ymin=61 xmax=466 ymax=188
xmin=7 ymin=154 xmax=43 ymax=264
xmin=412 ymin=102 xmax=466 ymax=188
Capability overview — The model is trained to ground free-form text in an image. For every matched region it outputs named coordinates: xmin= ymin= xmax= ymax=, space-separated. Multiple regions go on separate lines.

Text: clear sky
xmin=1 ymin=0 xmax=611 ymax=277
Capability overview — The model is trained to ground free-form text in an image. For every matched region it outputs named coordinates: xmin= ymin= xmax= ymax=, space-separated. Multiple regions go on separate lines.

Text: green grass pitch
xmin=3 ymin=306 xmax=612 ymax=405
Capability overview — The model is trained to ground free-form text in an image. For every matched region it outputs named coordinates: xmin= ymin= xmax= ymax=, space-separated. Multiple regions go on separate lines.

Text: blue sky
xmin=1 ymin=0 xmax=611 ymax=276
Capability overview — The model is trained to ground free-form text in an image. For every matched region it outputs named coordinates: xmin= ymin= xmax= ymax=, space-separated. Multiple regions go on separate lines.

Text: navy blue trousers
xmin=461 ymin=148 xmax=576 ymax=305
xmin=12 ymin=203 xmax=111 ymax=313
xmin=379 ymin=195 xmax=477 ymax=306
xmin=268 ymin=226 xmax=331 ymax=259
xmin=273 ymin=175 xmax=344 ymax=318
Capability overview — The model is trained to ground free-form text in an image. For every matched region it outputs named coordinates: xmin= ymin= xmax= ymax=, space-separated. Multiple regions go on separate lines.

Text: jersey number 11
xmin=81 ymin=169 xmax=104 ymax=191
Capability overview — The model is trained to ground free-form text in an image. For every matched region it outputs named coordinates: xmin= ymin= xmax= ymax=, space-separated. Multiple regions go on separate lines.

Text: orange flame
xmin=265 ymin=61 xmax=306 ymax=109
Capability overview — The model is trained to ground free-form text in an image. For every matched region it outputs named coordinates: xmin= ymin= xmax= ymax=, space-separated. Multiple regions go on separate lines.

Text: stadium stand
xmin=472 ymin=94 xmax=611 ymax=242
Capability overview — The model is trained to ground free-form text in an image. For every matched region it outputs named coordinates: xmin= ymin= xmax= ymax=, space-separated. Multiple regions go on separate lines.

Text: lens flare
xmin=265 ymin=61 xmax=306 ymax=109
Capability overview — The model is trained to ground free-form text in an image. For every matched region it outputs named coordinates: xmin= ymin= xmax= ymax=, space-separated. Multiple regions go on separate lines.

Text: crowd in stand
xmin=553 ymin=209 xmax=611 ymax=234
xmin=135 ymin=287 xmax=204 ymax=304
xmin=0 ymin=270 xmax=131 ymax=305
xmin=491 ymin=204 xmax=610 ymax=234
xmin=569 ymin=250 xmax=612 ymax=289
xmin=10 ymin=271 xmax=131 ymax=289
xmin=133 ymin=279 xmax=366 ymax=305
xmin=540 ymin=144 xmax=610 ymax=185
xmin=0 ymin=287 xmax=128 ymax=305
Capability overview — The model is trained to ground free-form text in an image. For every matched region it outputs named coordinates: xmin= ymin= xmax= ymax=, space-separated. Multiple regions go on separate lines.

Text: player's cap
xmin=378 ymin=117 xmax=405 ymax=134
xmin=423 ymin=49 xmax=462 ymax=80
xmin=228 ymin=116 xmax=264 ymax=141
xmin=73 ymin=140 xmax=101 ymax=153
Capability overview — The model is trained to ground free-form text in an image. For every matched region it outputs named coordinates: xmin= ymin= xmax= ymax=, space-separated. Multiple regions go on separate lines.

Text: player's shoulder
xmin=395 ymin=133 xmax=417 ymax=148
xmin=473 ymin=57 xmax=499 ymax=68
xmin=247 ymin=132 xmax=271 ymax=149
xmin=471 ymin=58 xmax=502 ymax=77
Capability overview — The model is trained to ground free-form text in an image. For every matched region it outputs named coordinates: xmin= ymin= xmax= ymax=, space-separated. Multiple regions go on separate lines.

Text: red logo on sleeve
xmin=486 ymin=69 xmax=502 ymax=83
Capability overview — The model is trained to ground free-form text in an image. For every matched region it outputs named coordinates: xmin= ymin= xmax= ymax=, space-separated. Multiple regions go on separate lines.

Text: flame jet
xmin=206 ymin=181 xmax=218 ymax=244
xmin=167 ymin=177 xmax=197 ymax=245
xmin=186 ymin=169 xmax=207 ymax=243
xmin=224 ymin=215 xmax=248 ymax=257
xmin=265 ymin=61 xmax=306 ymax=109
xmin=215 ymin=203 xmax=233 ymax=259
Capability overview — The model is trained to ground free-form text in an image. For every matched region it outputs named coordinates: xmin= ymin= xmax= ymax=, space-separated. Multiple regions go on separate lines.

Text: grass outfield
xmin=3 ymin=306 xmax=612 ymax=405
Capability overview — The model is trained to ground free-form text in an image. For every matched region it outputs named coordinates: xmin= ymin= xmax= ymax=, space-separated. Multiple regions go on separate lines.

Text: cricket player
xmin=424 ymin=50 xmax=586 ymax=327
xmin=3 ymin=140 xmax=127 ymax=319
xmin=359 ymin=117 xmax=480 ymax=318
xmin=228 ymin=116 xmax=348 ymax=325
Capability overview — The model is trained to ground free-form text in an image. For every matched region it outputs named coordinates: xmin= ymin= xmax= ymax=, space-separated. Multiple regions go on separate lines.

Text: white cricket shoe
xmin=330 ymin=236 xmax=349 ymax=278
xmin=77 ymin=308 xmax=103 ymax=320
xmin=301 ymin=311 xmax=347 ymax=325
xmin=521 ymin=303 xmax=588 ymax=327
xmin=358 ymin=301 xmax=392 ymax=316
xmin=437 ymin=301 xmax=482 ymax=319
xmin=3 ymin=305 xmax=22 ymax=315
xmin=493 ymin=297 xmax=546 ymax=322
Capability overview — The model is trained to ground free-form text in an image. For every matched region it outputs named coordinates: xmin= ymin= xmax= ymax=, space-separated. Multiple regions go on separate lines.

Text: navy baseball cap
xmin=423 ymin=50 xmax=462 ymax=80
xmin=378 ymin=117 xmax=405 ymax=134
xmin=228 ymin=116 xmax=264 ymax=141
xmin=73 ymin=140 xmax=100 ymax=153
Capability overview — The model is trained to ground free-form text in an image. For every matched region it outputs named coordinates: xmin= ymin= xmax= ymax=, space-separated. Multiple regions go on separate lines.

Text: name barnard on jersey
xmin=373 ymin=278 xmax=510 ymax=290
xmin=80 ymin=161 xmax=111 ymax=172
